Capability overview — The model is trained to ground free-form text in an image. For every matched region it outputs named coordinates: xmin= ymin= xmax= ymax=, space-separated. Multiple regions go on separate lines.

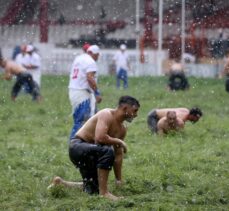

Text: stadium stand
xmin=0 ymin=0 xmax=228 ymax=76
xmin=0 ymin=0 xmax=13 ymax=19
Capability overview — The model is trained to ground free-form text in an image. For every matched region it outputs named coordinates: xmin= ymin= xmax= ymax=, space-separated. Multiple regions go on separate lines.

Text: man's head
xmin=120 ymin=44 xmax=126 ymax=52
xmin=82 ymin=43 xmax=91 ymax=52
xmin=189 ymin=107 xmax=202 ymax=123
xmin=87 ymin=45 xmax=100 ymax=61
xmin=118 ymin=95 xmax=140 ymax=122
xmin=20 ymin=45 xmax=27 ymax=54
xmin=26 ymin=45 xmax=34 ymax=55
xmin=166 ymin=111 xmax=177 ymax=125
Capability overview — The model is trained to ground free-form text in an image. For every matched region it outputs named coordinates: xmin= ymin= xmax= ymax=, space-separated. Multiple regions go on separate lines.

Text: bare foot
xmin=36 ymin=96 xmax=43 ymax=103
xmin=115 ymin=180 xmax=124 ymax=187
xmin=11 ymin=96 xmax=16 ymax=102
xmin=101 ymin=192 xmax=124 ymax=201
xmin=47 ymin=176 xmax=63 ymax=189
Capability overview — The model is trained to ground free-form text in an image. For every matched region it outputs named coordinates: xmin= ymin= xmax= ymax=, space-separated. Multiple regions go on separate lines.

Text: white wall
xmin=1 ymin=44 xmax=221 ymax=78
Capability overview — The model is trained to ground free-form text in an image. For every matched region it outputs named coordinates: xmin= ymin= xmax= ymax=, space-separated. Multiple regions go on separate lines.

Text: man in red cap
xmin=82 ymin=43 xmax=91 ymax=52
xmin=68 ymin=44 xmax=102 ymax=140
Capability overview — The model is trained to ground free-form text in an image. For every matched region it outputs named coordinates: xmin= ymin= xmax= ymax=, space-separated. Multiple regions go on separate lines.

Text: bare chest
xmin=108 ymin=123 xmax=126 ymax=139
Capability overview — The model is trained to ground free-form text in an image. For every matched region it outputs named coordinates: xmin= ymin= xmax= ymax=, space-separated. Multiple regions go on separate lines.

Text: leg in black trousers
xmin=11 ymin=72 xmax=40 ymax=101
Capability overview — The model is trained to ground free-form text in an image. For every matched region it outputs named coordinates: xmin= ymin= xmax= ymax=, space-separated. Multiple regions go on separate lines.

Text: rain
xmin=0 ymin=0 xmax=228 ymax=210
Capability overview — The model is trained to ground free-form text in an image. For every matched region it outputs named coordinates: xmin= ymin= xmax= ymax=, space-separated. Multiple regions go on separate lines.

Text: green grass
xmin=0 ymin=75 xmax=228 ymax=211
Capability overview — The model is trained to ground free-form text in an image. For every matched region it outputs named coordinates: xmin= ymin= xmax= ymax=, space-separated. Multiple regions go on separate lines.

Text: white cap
xmin=87 ymin=45 xmax=100 ymax=54
xmin=120 ymin=44 xmax=126 ymax=50
xmin=26 ymin=45 xmax=34 ymax=52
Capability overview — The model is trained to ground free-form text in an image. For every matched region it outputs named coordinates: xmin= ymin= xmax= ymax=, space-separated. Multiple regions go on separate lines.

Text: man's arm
xmin=157 ymin=118 xmax=166 ymax=135
xmin=113 ymin=131 xmax=126 ymax=185
xmin=23 ymin=64 xmax=39 ymax=69
xmin=221 ymin=60 xmax=229 ymax=77
xmin=95 ymin=115 xmax=127 ymax=184
xmin=94 ymin=112 xmax=127 ymax=151
xmin=87 ymin=72 xmax=98 ymax=91
xmin=113 ymin=146 xmax=124 ymax=185
xmin=87 ymin=72 xmax=102 ymax=103
xmin=2 ymin=68 xmax=12 ymax=80
xmin=177 ymin=118 xmax=185 ymax=130
xmin=127 ymin=56 xmax=131 ymax=70
xmin=23 ymin=55 xmax=41 ymax=70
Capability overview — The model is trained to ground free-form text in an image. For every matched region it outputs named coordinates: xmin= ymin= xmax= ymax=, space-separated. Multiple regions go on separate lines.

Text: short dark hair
xmin=118 ymin=96 xmax=140 ymax=108
xmin=189 ymin=107 xmax=202 ymax=117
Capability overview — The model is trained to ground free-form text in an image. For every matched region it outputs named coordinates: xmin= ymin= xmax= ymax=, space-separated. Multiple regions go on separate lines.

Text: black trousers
xmin=225 ymin=77 xmax=229 ymax=92
xmin=69 ymin=138 xmax=115 ymax=194
xmin=12 ymin=72 xmax=40 ymax=100
xmin=168 ymin=72 xmax=189 ymax=90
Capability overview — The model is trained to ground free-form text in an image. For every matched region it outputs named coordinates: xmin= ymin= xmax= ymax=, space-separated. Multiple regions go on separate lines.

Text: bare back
xmin=157 ymin=116 xmax=184 ymax=134
xmin=156 ymin=108 xmax=189 ymax=121
xmin=171 ymin=62 xmax=183 ymax=72
xmin=3 ymin=60 xmax=26 ymax=80
xmin=76 ymin=108 xmax=126 ymax=143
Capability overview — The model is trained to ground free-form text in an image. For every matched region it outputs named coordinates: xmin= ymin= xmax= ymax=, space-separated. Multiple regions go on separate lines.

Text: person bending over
xmin=0 ymin=49 xmax=41 ymax=102
xmin=147 ymin=107 xmax=202 ymax=134
xmin=167 ymin=58 xmax=189 ymax=91
xmin=48 ymin=95 xmax=140 ymax=201
xmin=157 ymin=111 xmax=184 ymax=135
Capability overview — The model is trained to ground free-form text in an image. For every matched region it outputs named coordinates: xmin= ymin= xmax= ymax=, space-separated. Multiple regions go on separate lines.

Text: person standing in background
xmin=15 ymin=45 xmax=27 ymax=65
xmin=113 ymin=44 xmax=130 ymax=89
xmin=68 ymin=45 xmax=102 ymax=140
xmin=15 ymin=45 xmax=31 ymax=94
xmin=167 ymin=58 xmax=189 ymax=91
xmin=23 ymin=45 xmax=42 ymax=91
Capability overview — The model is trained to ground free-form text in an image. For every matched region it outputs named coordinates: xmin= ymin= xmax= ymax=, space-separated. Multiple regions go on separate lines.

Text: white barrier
xmin=1 ymin=45 xmax=222 ymax=78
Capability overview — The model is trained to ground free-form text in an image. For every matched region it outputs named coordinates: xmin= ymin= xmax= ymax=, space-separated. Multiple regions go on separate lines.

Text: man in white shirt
xmin=23 ymin=45 xmax=42 ymax=88
xmin=0 ymin=49 xmax=41 ymax=102
xmin=6 ymin=45 xmax=42 ymax=100
xmin=68 ymin=45 xmax=102 ymax=140
xmin=113 ymin=44 xmax=130 ymax=89
xmin=15 ymin=45 xmax=27 ymax=65
xmin=15 ymin=45 xmax=31 ymax=94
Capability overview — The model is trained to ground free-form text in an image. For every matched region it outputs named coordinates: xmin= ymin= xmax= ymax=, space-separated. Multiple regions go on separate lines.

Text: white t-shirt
xmin=113 ymin=51 xmax=129 ymax=72
xmin=68 ymin=53 xmax=98 ymax=91
xmin=25 ymin=52 xmax=42 ymax=86
xmin=15 ymin=53 xmax=27 ymax=66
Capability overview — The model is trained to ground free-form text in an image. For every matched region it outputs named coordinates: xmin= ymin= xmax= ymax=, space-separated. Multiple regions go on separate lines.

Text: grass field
xmin=0 ymin=75 xmax=228 ymax=211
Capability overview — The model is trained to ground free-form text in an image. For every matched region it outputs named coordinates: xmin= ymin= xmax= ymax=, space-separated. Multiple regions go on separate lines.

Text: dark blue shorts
xmin=147 ymin=110 xmax=159 ymax=133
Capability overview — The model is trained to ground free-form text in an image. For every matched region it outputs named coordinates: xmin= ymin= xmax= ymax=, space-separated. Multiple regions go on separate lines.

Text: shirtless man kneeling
xmin=48 ymin=95 xmax=140 ymax=201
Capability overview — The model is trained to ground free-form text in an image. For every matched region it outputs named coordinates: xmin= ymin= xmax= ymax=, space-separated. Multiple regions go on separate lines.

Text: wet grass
xmin=0 ymin=75 xmax=228 ymax=210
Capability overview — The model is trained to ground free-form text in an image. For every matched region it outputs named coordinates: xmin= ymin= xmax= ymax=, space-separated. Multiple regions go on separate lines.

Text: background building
xmin=0 ymin=0 xmax=228 ymax=76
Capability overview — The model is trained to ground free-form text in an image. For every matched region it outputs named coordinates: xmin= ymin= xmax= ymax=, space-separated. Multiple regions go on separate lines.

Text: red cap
xmin=82 ymin=43 xmax=91 ymax=52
